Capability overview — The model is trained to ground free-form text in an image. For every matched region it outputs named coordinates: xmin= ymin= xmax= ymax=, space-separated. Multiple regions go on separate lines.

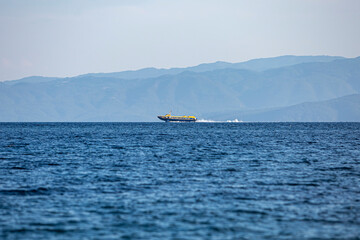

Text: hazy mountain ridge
xmin=206 ymin=94 xmax=360 ymax=122
xmin=4 ymin=76 xmax=62 ymax=86
xmin=78 ymin=55 xmax=343 ymax=79
xmin=0 ymin=56 xmax=359 ymax=122
xmin=4 ymin=55 xmax=343 ymax=84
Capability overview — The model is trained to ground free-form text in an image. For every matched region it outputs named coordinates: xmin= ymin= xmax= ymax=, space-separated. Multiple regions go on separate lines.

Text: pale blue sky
xmin=1 ymin=0 xmax=360 ymax=81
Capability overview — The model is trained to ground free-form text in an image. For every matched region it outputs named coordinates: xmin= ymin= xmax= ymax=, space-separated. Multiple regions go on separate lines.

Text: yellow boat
xmin=157 ymin=111 xmax=197 ymax=122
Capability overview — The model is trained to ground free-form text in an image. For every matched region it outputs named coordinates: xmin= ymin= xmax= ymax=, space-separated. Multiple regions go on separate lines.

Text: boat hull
xmin=158 ymin=116 xmax=197 ymax=122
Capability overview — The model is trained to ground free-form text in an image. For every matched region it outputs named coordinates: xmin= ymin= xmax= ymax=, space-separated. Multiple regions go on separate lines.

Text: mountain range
xmin=0 ymin=55 xmax=359 ymax=122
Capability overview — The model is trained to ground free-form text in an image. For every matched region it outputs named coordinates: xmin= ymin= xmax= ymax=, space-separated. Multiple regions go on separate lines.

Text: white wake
xmin=197 ymin=118 xmax=243 ymax=123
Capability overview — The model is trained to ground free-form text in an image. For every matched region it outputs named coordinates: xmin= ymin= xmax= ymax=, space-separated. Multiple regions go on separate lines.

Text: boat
xmin=157 ymin=111 xmax=197 ymax=122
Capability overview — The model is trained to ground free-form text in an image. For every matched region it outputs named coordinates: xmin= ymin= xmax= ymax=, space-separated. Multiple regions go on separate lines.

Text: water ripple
xmin=0 ymin=122 xmax=359 ymax=239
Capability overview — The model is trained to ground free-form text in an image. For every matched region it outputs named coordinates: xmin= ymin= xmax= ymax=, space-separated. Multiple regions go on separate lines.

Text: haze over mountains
xmin=1 ymin=55 xmax=359 ymax=122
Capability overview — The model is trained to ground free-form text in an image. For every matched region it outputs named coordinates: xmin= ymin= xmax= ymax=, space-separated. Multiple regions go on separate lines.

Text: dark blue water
xmin=0 ymin=123 xmax=359 ymax=239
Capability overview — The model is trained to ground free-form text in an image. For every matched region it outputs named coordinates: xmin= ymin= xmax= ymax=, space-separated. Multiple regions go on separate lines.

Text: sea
xmin=0 ymin=122 xmax=359 ymax=239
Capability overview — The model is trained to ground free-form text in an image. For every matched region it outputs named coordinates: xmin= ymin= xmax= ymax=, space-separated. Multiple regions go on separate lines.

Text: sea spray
xmin=197 ymin=119 xmax=243 ymax=123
